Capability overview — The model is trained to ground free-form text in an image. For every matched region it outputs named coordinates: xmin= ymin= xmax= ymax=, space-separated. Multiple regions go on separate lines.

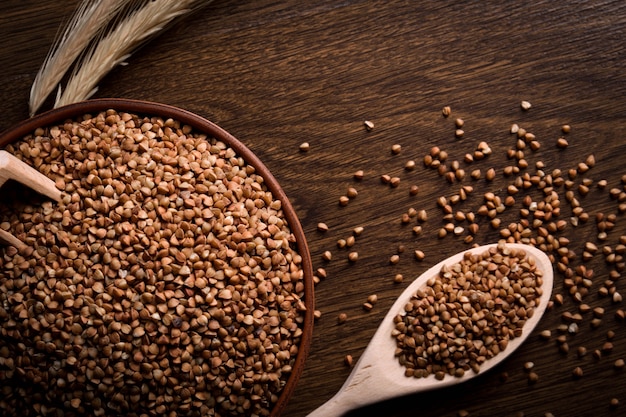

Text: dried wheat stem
xmin=56 ymin=0 xmax=210 ymax=108
xmin=29 ymin=0 xmax=131 ymax=116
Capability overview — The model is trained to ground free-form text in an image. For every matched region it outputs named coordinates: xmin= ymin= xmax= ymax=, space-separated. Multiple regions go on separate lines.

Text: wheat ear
xmin=29 ymin=0 xmax=131 ymax=116
xmin=56 ymin=0 xmax=211 ymax=108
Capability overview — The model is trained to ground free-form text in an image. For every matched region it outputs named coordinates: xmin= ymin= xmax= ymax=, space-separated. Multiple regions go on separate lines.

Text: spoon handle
xmin=305 ymin=315 xmax=420 ymax=416
xmin=305 ymin=352 xmax=401 ymax=417
xmin=0 ymin=229 xmax=27 ymax=251
xmin=0 ymin=150 xmax=62 ymax=202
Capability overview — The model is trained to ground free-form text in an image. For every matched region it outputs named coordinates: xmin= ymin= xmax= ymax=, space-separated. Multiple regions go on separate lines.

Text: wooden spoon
xmin=306 ymin=243 xmax=553 ymax=417
xmin=0 ymin=150 xmax=62 ymax=250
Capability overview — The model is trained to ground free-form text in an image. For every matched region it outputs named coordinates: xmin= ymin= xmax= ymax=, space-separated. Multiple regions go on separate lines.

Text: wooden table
xmin=1 ymin=1 xmax=625 ymax=416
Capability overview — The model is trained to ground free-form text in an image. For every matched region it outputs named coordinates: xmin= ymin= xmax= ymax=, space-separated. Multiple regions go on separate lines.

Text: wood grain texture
xmin=1 ymin=1 xmax=625 ymax=416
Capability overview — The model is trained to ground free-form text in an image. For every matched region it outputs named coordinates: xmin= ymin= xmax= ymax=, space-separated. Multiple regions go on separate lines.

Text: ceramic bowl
xmin=0 ymin=98 xmax=314 ymax=417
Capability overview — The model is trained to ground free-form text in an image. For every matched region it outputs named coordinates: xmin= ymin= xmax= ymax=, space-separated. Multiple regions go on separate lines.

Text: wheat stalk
xmin=56 ymin=0 xmax=211 ymax=109
xmin=29 ymin=0 xmax=131 ymax=116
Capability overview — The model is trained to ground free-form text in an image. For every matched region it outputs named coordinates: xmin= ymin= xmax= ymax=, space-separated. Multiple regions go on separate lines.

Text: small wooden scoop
xmin=0 ymin=150 xmax=62 ymax=250
xmin=306 ymin=243 xmax=553 ymax=417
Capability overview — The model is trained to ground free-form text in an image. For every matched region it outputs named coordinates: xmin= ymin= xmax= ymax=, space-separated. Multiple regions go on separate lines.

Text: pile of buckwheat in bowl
xmin=0 ymin=99 xmax=314 ymax=417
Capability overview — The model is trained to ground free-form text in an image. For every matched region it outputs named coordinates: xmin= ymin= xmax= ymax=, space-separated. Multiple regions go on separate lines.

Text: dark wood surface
xmin=1 ymin=1 xmax=626 ymax=416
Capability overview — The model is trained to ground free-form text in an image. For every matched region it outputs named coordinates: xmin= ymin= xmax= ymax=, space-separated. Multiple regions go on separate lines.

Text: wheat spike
xmin=29 ymin=0 xmax=131 ymax=116
xmin=56 ymin=0 xmax=211 ymax=108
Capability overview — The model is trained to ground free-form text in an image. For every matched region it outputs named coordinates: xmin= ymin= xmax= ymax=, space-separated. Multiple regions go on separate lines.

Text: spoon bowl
xmin=307 ymin=242 xmax=553 ymax=417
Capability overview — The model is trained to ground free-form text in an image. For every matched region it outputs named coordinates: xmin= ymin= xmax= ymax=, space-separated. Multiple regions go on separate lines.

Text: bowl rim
xmin=0 ymin=98 xmax=314 ymax=417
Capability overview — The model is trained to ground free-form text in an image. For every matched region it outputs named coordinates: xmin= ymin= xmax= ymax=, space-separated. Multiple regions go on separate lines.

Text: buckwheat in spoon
xmin=307 ymin=242 xmax=553 ymax=417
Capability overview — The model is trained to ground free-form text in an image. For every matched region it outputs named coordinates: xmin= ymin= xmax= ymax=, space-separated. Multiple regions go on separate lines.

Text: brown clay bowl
xmin=0 ymin=98 xmax=314 ymax=417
